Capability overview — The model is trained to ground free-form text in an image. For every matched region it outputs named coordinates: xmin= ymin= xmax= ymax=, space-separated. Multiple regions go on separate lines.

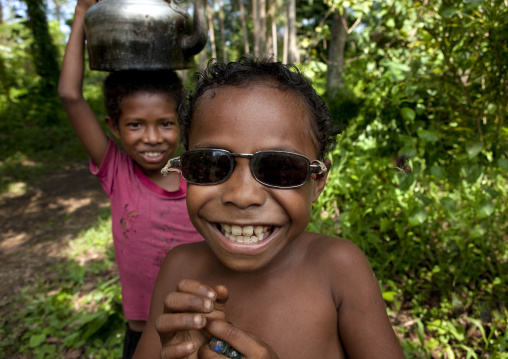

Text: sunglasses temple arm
xmin=310 ymin=160 xmax=328 ymax=175
xmin=161 ymin=158 xmax=182 ymax=176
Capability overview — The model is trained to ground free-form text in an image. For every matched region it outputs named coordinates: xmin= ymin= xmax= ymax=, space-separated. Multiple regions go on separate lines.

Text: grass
xmin=0 ymin=206 xmax=125 ymax=359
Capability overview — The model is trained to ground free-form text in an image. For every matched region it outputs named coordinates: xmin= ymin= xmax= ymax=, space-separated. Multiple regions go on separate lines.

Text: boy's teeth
xmin=221 ymin=224 xmax=271 ymax=243
xmin=145 ymin=152 xmax=161 ymax=158
xmin=231 ymin=225 xmax=242 ymax=235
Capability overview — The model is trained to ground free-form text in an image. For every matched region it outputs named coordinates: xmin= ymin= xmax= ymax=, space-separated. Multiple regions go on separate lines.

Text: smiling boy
xmin=133 ymin=58 xmax=405 ymax=359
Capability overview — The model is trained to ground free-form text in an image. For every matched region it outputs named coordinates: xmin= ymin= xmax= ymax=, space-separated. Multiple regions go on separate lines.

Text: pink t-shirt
xmin=90 ymin=139 xmax=203 ymax=321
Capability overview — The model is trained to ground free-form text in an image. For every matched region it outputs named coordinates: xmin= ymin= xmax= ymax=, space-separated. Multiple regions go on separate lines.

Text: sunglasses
xmin=161 ymin=149 xmax=328 ymax=189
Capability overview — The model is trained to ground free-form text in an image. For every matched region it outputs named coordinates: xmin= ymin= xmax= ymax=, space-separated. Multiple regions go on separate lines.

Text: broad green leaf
xmin=477 ymin=202 xmax=495 ymax=219
xmin=470 ymin=224 xmax=487 ymax=238
xmin=466 ymin=142 xmax=482 ymax=159
xmin=380 ymin=217 xmax=392 ymax=232
xmin=400 ymin=107 xmax=416 ymax=122
xmin=408 ymin=208 xmax=427 ymax=226
xmin=497 ymin=157 xmax=508 ymax=170
xmin=382 ymin=291 xmax=398 ymax=302
xmin=439 ymin=197 xmax=457 ymax=212
xmin=417 ymin=129 xmax=439 ymax=143
xmin=442 ymin=7 xmax=459 ymax=18
xmin=430 ymin=164 xmax=446 ymax=179
xmin=29 ymin=333 xmax=47 ymax=348
xmin=446 ymin=321 xmax=465 ymax=341
xmin=427 ymin=337 xmax=440 ymax=349
xmin=398 ymin=144 xmax=417 ymax=158
xmin=466 ymin=165 xmax=483 ymax=184
xmin=444 ymin=345 xmax=456 ymax=359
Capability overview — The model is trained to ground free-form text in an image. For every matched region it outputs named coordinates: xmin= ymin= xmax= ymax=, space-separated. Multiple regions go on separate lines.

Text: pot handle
xmin=181 ymin=0 xmax=207 ymax=57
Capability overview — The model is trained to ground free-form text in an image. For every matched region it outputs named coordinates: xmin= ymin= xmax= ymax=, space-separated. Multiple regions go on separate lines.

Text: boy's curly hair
xmin=103 ymin=70 xmax=183 ymax=123
xmin=179 ymin=57 xmax=340 ymax=160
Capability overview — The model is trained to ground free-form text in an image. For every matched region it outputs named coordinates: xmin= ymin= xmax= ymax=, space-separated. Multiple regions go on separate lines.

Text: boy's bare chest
xmin=202 ymin=268 xmax=346 ymax=358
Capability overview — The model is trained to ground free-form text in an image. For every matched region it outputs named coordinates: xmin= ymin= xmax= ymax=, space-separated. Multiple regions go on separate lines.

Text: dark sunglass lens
xmin=181 ymin=150 xmax=232 ymax=184
xmin=252 ymin=152 xmax=309 ymax=187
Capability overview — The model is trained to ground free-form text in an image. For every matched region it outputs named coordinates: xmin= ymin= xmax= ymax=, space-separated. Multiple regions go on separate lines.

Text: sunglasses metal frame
xmin=161 ymin=149 xmax=328 ymax=189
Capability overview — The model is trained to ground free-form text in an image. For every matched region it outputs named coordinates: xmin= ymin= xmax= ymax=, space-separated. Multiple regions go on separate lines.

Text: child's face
xmin=186 ymin=84 xmax=328 ymax=272
xmin=107 ymin=92 xmax=179 ymax=176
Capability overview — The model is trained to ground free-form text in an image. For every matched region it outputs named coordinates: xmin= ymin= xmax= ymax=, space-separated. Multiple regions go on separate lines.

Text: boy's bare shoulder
xmin=300 ymin=232 xmax=376 ymax=301
xmin=159 ymin=241 xmax=213 ymax=276
xmin=302 ymin=231 xmax=368 ymax=267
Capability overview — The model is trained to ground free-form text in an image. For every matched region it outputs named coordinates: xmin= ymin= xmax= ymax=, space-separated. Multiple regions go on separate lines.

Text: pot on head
xmin=84 ymin=0 xmax=207 ymax=71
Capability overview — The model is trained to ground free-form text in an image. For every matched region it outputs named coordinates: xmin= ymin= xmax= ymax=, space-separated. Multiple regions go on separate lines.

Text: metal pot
xmin=84 ymin=0 xmax=207 ymax=71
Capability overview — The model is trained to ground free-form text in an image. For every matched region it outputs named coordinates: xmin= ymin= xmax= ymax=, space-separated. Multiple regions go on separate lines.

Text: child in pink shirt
xmin=58 ymin=0 xmax=202 ymax=357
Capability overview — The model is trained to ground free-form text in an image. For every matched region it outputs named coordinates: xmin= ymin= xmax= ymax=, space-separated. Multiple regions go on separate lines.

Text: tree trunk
xmin=266 ymin=4 xmax=273 ymax=56
xmin=287 ymin=0 xmax=299 ymax=64
xmin=51 ymin=0 xmax=63 ymax=25
xmin=0 ymin=55 xmax=13 ymax=101
xmin=206 ymin=0 xmax=217 ymax=60
xmin=267 ymin=1 xmax=277 ymax=59
xmin=23 ymin=0 xmax=60 ymax=96
xmin=253 ymin=0 xmax=266 ymax=57
xmin=326 ymin=9 xmax=347 ymax=99
xmin=237 ymin=0 xmax=249 ymax=55
xmin=252 ymin=0 xmax=258 ymax=54
xmin=271 ymin=12 xmax=277 ymax=60
xmin=257 ymin=0 xmax=266 ymax=57
xmin=217 ymin=0 xmax=227 ymax=62
xmin=283 ymin=19 xmax=288 ymax=63
xmin=198 ymin=46 xmax=207 ymax=70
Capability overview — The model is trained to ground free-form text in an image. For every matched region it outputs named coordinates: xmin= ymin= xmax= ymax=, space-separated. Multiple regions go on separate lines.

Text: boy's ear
xmin=105 ymin=116 xmax=120 ymax=139
xmin=312 ymin=158 xmax=330 ymax=203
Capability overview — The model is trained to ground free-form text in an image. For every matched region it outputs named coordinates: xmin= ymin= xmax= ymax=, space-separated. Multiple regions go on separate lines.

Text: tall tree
xmin=23 ymin=0 xmax=60 ymax=95
xmin=217 ymin=0 xmax=227 ymax=62
xmin=266 ymin=1 xmax=273 ymax=56
xmin=252 ymin=0 xmax=258 ymax=54
xmin=206 ymin=0 xmax=217 ymax=59
xmin=269 ymin=2 xmax=277 ymax=59
xmin=51 ymin=0 xmax=65 ymax=25
xmin=253 ymin=0 xmax=267 ymax=57
xmin=237 ymin=0 xmax=249 ymax=55
xmin=326 ymin=8 xmax=346 ymax=98
xmin=287 ymin=0 xmax=299 ymax=64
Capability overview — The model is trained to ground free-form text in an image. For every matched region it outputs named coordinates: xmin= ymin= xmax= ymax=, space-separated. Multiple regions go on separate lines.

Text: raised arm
xmin=58 ymin=0 xmax=109 ymax=167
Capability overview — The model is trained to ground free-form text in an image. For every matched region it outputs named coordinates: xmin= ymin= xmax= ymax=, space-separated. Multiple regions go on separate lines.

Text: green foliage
xmin=308 ymin=0 xmax=508 ymax=356
xmin=0 ymin=211 xmax=124 ymax=359
xmin=22 ymin=0 xmax=61 ymax=95
xmin=1 ymin=0 xmax=507 ymax=357
xmin=0 ymin=17 xmax=108 ymax=193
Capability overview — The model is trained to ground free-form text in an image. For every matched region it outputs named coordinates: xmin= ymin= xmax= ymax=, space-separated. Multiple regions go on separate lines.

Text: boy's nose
xmin=220 ymin=159 xmax=266 ymax=208
xmin=143 ymin=126 xmax=162 ymax=144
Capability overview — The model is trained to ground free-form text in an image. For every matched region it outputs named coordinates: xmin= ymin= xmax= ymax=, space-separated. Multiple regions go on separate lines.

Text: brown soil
xmin=0 ymin=161 xmax=110 ymax=305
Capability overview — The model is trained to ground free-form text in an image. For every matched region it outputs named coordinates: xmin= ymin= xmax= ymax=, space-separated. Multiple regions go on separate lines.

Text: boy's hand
xmin=200 ymin=320 xmax=280 ymax=359
xmin=76 ymin=0 xmax=97 ymax=13
xmin=155 ymin=279 xmax=228 ymax=359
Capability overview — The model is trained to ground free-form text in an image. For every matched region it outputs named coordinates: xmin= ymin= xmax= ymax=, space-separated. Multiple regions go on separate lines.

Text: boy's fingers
xmin=212 ymin=284 xmax=229 ymax=313
xmin=160 ymin=341 xmax=197 ymax=359
xmin=155 ymin=313 xmax=206 ymax=334
xmin=177 ymin=278 xmax=217 ymax=300
xmin=204 ymin=320 xmax=277 ymax=359
xmin=164 ymin=291 xmax=215 ymax=314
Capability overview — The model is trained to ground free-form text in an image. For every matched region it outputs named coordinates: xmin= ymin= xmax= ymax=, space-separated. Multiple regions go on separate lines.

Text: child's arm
xmin=58 ymin=0 xmax=109 ymax=167
xmin=334 ymin=240 xmax=406 ymax=358
xmin=133 ymin=250 xmax=228 ymax=359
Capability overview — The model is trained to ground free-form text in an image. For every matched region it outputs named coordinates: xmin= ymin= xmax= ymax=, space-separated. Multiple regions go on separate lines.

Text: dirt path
xmin=0 ymin=161 xmax=109 ymax=303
